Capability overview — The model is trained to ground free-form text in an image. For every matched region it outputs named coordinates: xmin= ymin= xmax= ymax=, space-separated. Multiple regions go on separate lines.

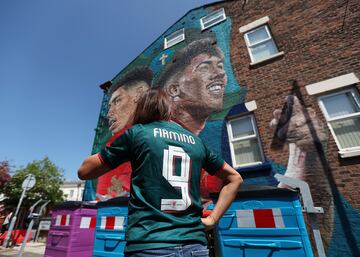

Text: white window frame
xmin=200 ymin=8 xmax=226 ymax=30
xmin=244 ymin=24 xmax=280 ymax=64
xmin=318 ymin=88 xmax=360 ymax=157
xmin=164 ymin=28 xmax=185 ymax=49
xmin=226 ymin=114 xmax=265 ymax=168
xmin=306 ymin=73 xmax=359 ymax=95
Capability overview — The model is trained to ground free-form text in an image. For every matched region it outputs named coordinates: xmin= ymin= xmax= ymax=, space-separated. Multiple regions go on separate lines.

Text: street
xmin=0 ymin=242 xmax=45 ymax=257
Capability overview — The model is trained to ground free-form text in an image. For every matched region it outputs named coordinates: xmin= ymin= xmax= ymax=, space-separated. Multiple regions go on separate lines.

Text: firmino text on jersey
xmin=153 ymin=128 xmax=195 ymax=145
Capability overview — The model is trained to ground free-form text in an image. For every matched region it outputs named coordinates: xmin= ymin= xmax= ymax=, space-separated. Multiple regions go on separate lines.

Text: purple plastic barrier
xmin=44 ymin=201 xmax=97 ymax=257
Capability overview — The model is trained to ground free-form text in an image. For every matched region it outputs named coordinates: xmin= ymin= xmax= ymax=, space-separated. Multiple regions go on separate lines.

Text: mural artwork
xmin=95 ymin=67 xmax=152 ymax=200
xmin=89 ymin=7 xmax=245 ymax=202
xmin=269 ymin=93 xmax=333 ymax=247
xmin=83 ymin=5 xmax=359 ymax=256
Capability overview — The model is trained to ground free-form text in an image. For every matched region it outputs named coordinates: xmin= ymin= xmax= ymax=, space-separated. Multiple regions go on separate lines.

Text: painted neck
xmin=172 ymin=110 xmax=206 ymax=135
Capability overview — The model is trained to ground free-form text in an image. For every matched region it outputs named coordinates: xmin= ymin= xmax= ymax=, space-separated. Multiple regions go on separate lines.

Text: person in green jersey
xmin=78 ymin=89 xmax=242 ymax=257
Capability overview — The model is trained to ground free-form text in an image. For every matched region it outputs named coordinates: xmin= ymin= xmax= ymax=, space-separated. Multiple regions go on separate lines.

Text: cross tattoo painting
xmin=159 ymin=53 xmax=168 ymax=65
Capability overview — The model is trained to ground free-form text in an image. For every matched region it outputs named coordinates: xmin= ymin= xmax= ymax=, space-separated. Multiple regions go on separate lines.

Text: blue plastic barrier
xmin=209 ymin=185 xmax=314 ymax=257
xmin=93 ymin=197 xmax=128 ymax=257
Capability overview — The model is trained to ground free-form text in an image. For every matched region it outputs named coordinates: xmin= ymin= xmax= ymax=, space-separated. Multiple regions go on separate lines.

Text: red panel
xmin=105 ymin=216 xmax=115 ymax=230
xmin=0 ymin=230 xmax=32 ymax=245
xmin=253 ymin=209 xmax=276 ymax=228
xmin=90 ymin=217 xmax=97 ymax=229
xmin=60 ymin=215 xmax=66 ymax=226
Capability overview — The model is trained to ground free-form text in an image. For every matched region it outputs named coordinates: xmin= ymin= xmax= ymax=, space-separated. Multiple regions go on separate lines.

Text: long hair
xmin=132 ymin=89 xmax=171 ymax=125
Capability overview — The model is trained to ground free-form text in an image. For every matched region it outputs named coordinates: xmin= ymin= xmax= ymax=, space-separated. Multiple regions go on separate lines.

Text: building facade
xmin=60 ymin=181 xmax=84 ymax=201
xmin=84 ymin=0 xmax=360 ymax=256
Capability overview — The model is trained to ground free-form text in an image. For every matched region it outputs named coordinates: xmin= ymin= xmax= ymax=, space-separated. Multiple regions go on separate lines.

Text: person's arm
xmin=201 ymin=162 xmax=242 ymax=230
xmin=78 ymin=154 xmax=111 ymax=180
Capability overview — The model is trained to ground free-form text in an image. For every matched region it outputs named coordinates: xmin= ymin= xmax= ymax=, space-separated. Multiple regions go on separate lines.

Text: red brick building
xmin=223 ymin=0 xmax=360 ymax=255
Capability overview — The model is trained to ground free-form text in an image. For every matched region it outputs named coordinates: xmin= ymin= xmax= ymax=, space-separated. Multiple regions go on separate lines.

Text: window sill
xmin=339 ymin=149 xmax=360 ymax=158
xmin=234 ymin=161 xmax=263 ymax=169
xmin=250 ymin=51 xmax=284 ymax=66
xmin=235 ymin=161 xmax=272 ymax=173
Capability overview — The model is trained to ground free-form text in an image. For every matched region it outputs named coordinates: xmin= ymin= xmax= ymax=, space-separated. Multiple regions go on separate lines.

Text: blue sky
xmin=0 ymin=0 xmax=217 ymax=181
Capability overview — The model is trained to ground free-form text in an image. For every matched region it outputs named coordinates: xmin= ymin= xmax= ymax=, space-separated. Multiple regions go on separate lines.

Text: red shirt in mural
xmin=96 ymin=126 xmax=132 ymax=198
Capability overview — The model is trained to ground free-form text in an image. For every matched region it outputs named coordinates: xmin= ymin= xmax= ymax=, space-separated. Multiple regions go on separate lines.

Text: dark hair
xmin=155 ymin=38 xmax=224 ymax=88
xmin=132 ymin=89 xmax=171 ymax=125
xmin=109 ymin=66 xmax=153 ymax=95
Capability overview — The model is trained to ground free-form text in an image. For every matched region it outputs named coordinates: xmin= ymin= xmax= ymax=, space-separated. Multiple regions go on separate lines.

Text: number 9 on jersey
xmin=161 ymin=146 xmax=192 ymax=211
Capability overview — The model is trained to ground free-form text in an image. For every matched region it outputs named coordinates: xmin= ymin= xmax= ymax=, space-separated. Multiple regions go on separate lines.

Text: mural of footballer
xmin=156 ymin=37 xmax=228 ymax=199
xmin=96 ymin=66 xmax=152 ymax=199
xmin=157 ymin=37 xmax=227 ymax=136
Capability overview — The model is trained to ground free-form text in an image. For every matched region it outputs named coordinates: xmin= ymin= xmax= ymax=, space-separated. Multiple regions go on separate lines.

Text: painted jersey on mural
xmin=84 ymin=6 xmax=245 ymax=202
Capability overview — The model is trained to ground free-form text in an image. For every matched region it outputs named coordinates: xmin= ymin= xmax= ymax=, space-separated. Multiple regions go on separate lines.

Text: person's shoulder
xmin=126 ymin=124 xmax=144 ymax=136
xmin=142 ymin=121 xmax=168 ymax=129
xmin=130 ymin=122 xmax=162 ymax=134
xmin=129 ymin=124 xmax=143 ymax=130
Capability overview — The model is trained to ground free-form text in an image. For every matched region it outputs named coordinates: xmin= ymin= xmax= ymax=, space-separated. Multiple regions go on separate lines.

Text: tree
xmin=1 ymin=157 xmax=65 ymax=208
xmin=0 ymin=161 xmax=11 ymax=191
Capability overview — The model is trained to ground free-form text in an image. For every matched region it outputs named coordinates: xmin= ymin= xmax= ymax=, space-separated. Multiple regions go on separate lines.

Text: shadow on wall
xmin=269 ymin=81 xmax=359 ymax=256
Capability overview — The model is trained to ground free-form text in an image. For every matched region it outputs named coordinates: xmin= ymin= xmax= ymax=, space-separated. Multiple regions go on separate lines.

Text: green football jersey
xmin=99 ymin=121 xmax=224 ymax=252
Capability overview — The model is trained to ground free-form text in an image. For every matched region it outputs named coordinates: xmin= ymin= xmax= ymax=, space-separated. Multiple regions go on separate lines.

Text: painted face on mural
xmin=169 ymin=53 xmax=227 ymax=118
xmin=107 ymin=82 xmax=149 ymax=133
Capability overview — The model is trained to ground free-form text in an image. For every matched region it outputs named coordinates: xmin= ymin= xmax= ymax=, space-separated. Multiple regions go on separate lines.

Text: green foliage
xmin=1 ymin=157 xmax=65 ymax=208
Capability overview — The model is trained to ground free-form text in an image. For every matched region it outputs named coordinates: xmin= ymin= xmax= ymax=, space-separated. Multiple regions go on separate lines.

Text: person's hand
xmin=201 ymin=215 xmax=217 ymax=231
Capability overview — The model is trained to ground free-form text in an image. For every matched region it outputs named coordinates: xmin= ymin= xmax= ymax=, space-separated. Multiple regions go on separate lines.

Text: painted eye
xmin=115 ymin=98 xmax=122 ymax=105
xmin=197 ymin=63 xmax=210 ymax=72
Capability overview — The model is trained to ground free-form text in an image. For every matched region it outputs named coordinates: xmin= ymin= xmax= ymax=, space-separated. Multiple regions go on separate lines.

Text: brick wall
xmin=223 ymin=0 xmax=360 ymax=255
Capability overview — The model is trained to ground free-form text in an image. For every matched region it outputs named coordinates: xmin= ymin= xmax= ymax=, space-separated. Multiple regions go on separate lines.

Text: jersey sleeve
xmin=202 ymin=143 xmax=225 ymax=176
xmin=98 ymin=128 xmax=133 ymax=169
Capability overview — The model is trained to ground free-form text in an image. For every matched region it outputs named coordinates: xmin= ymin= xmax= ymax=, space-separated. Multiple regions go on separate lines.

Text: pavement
xmin=0 ymin=242 xmax=45 ymax=257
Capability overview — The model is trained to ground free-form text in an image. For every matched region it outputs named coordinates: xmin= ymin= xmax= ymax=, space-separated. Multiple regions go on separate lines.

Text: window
xmin=244 ymin=25 xmax=279 ymax=63
xmin=69 ymin=189 xmax=74 ymax=198
xmin=164 ymin=28 xmax=185 ymax=49
xmin=200 ymin=8 xmax=226 ymax=30
xmin=227 ymin=115 xmax=264 ymax=167
xmin=318 ymin=88 xmax=360 ymax=156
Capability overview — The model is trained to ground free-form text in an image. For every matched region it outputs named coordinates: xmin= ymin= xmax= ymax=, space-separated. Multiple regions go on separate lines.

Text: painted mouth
xmin=108 ymin=118 xmax=117 ymax=130
xmin=207 ymin=82 xmax=225 ymax=94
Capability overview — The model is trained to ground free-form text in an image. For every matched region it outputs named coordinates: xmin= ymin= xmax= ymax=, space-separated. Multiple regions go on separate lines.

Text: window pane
xmin=233 ymin=138 xmax=262 ymax=165
xmin=168 ymin=29 xmax=184 ymax=39
xmin=165 ymin=28 xmax=185 ymax=48
xmin=203 ymin=15 xmax=226 ymax=29
xmin=330 ymin=116 xmax=360 ymax=149
xmin=247 ymin=26 xmax=269 ymax=45
xmin=250 ymin=40 xmax=278 ymax=62
xmin=202 ymin=8 xmax=226 ymax=30
xmin=230 ymin=117 xmax=254 ymax=138
xmin=322 ymin=92 xmax=360 ymax=118
xmin=203 ymin=8 xmax=224 ymax=23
